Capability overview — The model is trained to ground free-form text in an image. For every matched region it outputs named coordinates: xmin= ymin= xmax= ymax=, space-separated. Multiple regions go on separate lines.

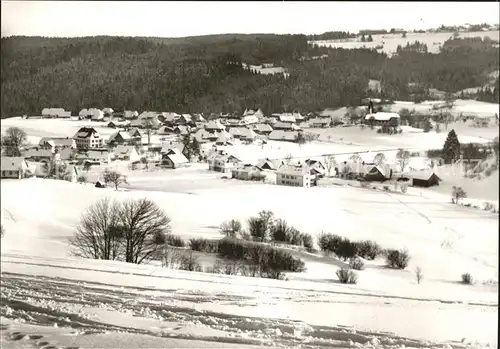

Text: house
xmin=209 ymin=154 xmax=241 ymax=173
xmin=107 ymin=131 xmax=133 ymax=146
xmin=23 ymin=147 xmax=54 ymax=162
xmin=232 ymin=164 xmax=263 ymax=181
xmin=158 ymin=126 xmax=175 ymax=135
xmin=1 ymin=157 xmax=31 ymax=179
xmin=364 ymin=164 xmax=392 ymax=182
xmin=159 ymin=112 xmax=181 ymax=124
xmin=39 ymin=137 xmax=76 ymax=149
xmin=256 ymin=158 xmax=285 ymax=171
xmin=364 ymin=112 xmax=401 ymax=126
xmin=304 ymin=158 xmax=327 ymax=176
xmin=228 ymin=127 xmax=257 ymax=141
xmin=73 ymin=127 xmax=104 ymax=149
xmin=269 ymin=130 xmax=299 ymax=142
xmin=123 ymin=110 xmax=139 ymax=119
xmin=113 ymin=145 xmax=140 ymax=162
xmin=276 ymin=164 xmax=312 ymax=187
xmin=193 ymin=129 xmax=217 ymax=143
xmin=126 ymin=128 xmax=142 ymax=144
xmin=215 ymin=131 xmax=233 ymax=145
xmin=107 ymin=120 xmax=130 ymax=128
xmin=251 ymin=123 xmax=273 ymax=135
xmin=89 ymin=108 xmax=104 ymax=121
xmin=205 ymin=120 xmax=226 ymax=132
xmin=173 ymin=125 xmax=190 ymax=136
xmin=130 ymin=116 xmax=161 ymax=129
xmin=102 ymin=108 xmax=114 ymax=116
xmin=87 ymin=149 xmax=111 ymax=164
xmin=177 ymin=114 xmax=193 ymax=125
xmin=409 ymin=171 xmax=442 ymax=188
xmin=254 ymin=108 xmax=265 ymax=119
xmin=242 ymin=114 xmax=259 ymax=125
xmin=308 ymin=117 xmax=330 ymax=128
xmin=41 ymin=108 xmax=69 ymax=118
xmin=273 ymin=121 xmax=301 ymax=131
xmin=278 ymin=114 xmax=296 ymax=123
xmin=161 ymin=152 xmax=189 ymax=169
xmin=192 ymin=114 xmax=207 ymax=123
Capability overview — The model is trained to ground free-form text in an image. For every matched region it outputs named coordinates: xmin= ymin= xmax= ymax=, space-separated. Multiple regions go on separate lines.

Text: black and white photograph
xmin=1 ymin=1 xmax=499 ymax=348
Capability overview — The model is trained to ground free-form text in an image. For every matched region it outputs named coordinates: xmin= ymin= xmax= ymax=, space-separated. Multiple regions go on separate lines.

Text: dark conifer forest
xmin=1 ymin=34 xmax=498 ymax=118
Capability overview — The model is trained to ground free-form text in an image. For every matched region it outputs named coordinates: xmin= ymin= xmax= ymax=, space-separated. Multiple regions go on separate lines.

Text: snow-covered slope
xmin=1 ymin=178 xmax=498 ymax=348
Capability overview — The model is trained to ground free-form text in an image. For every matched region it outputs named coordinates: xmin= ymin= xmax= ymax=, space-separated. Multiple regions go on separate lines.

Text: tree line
xmin=1 ymin=35 xmax=498 ymax=118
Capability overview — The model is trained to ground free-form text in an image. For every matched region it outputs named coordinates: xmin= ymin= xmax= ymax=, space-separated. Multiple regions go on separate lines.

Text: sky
xmin=1 ymin=1 xmax=499 ymax=38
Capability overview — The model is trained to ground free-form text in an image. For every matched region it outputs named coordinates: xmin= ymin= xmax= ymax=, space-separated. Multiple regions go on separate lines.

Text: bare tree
xmin=220 ymin=219 xmax=242 ymax=238
xmin=103 ymin=169 xmax=128 ymax=190
xmin=452 ymin=186 xmax=467 ymax=204
xmin=2 ymin=127 xmax=27 ymax=156
xmin=284 ymin=153 xmax=293 ymax=165
xmin=373 ymin=153 xmax=386 ymax=166
xmin=396 ymin=148 xmax=410 ymax=172
xmin=69 ymin=197 xmax=123 ymax=260
xmin=415 ymin=266 xmax=423 ymax=284
xmin=120 ymin=198 xmax=172 ymax=264
xmin=142 ymin=119 xmax=155 ymax=145
xmin=323 ymin=155 xmax=337 ymax=177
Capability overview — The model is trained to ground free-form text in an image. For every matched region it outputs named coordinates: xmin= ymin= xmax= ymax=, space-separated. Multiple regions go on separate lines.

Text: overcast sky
xmin=1 ymin=1 xmax=499 ymax=38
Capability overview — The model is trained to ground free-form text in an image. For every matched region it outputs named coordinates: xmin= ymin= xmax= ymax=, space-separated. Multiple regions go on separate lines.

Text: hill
xmin=1 ymin=35 xmax=499 ymax=118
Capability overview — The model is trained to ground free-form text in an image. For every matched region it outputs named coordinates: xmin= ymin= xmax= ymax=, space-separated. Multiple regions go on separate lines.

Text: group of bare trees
xmin=2 ymin=127 xmax=27 ymax=156
xmin=70 ymin=197 xmax=171 ymax=264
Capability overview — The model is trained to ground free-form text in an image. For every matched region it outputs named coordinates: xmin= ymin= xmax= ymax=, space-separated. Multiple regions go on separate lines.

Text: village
xmin=0 ymin=103 xmax=461 ymax=191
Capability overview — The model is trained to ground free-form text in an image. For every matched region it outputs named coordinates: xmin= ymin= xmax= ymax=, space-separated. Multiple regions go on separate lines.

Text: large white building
xmin=72 ymin=127 xmax=104 ymax=149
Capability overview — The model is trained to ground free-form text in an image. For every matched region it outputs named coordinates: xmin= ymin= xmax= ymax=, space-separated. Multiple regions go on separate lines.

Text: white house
xmin=41 ymin=108 xmax=70 ymax=118
xmin=276 ymin=164 xmax=312 ymax=187
xmin=73 ymin=127 xmax=104 ymax=149
xmin=87 ymin=149 xmax=111 ymax=164
xmin=90 ymin=108 xmax=104 ymax=121
xmin=1 ymin=157 xmax=32 ymax=179
xmin=113 ymin=145 xmax=140 ymax=162
xmin=124 ymin=110 xmax=139 ymax=119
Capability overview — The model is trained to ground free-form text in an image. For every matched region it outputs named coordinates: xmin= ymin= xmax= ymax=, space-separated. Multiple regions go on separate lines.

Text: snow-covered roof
xmin=277 ymin=164 xmax=310 ymax=176
xmin=365 ymin=112 xmax=400 ymax=121
xmin=278 ymin=114 xmax=296 ymax=123
xmin=113 ymin=145 xmax=136 ymax=156
xmin=73 ymin=127 xmax=99 ymax=139
xmin=166 ymin=153 xmax=189 ymax=164
xmin=205 ymin=120 xmax=225 ymax=130
xmin=269 ymin=130 xmax=299 ymax=141
xmin=1 ymin=157 xmax=29 ymax=171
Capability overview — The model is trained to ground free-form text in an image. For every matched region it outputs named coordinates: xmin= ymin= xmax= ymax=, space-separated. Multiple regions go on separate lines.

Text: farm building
xmin=39 ymin=137 xmax=76 ymax=149
xmin=123 ymin=110 xmax=139 ymax=119
xmin=308 ymin=117 xmax=330 ymax=128
xmin=215 ymin=131 xmax=234 ymax=145
xmin=41 ymin=108 xmax=71 ymax=118
xmin=304 ymin=158 xmax=327 ymax=176
xmin=87 ymin=149 xmax=111 ymax=164
xmin=205 ymin=120 xmax=226 ymax=132
xmin=232 ymin=164 xmax=264 ymax=181
xmin=161 ymin=152 xmax=189 ymax=169
xmin=108 ymin=131 xmax=133 ymax=146
xmin=251 ymin=123 xmax=273 ymax=135
xmin=256 ymin=158 xmax=285 ymax=171
xmin=269 ymin=130 xmax=299 ymax=142
xmin=364 ymin=112 xmax=401 ymax=126
xmin=410 ymin=171 xmax=442 ymax=188
xmin=23 ymin=147 xmax=54 ymax=162
xmin=113 ymin=145 xmax=140 ymax=162
xmin=364 ymin=164 xmax=393 ymax=182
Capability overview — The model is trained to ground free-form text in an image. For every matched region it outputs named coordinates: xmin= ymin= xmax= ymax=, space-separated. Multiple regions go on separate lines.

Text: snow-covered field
xmin=311 ymin=30 xmax=500 ymax=56
xmin=1 ymin=114 xmax=498 ymax=348
xmin=1 ymin=178 xmax=498 ymax=348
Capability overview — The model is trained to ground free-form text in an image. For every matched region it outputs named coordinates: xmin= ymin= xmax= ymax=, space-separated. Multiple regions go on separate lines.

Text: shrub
xmin=179 ymin=251 xmax=203 ymax=272
xmin=165 ymin=234 xmax=186 ymax=247
xmin=318 ymin=233 xmax=343 ymax=253
xmin=355 ymin=240 xmax=382 ymax=260
xmin=483 ymin=202 xmax=495 ymax=211
xmin=217 ymin=238 xmax=306 ymax=277
xmin=349 ymin=257 xmax=365 ymax=270
xmin=386 ymin=248 xmax=410 ymax=269
xmin=335 ymin=238 xmax=358 ymax=261
xmin=272 ymin=219 xmax=290 ymax=243
xmin=336 ymin=268 xmax=358 ymax=284
xmin=189 ymin=238 xmax=219 ymax=253
xmin=302 ymin=233 xmax=314 ymax=250
xmin=288 ymin=227 xmax=303 ymax=246
xmin=461 ymin=272 xmax=474 ymax=285
xmin=219 ymin=219 xmax=243 ymax=238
